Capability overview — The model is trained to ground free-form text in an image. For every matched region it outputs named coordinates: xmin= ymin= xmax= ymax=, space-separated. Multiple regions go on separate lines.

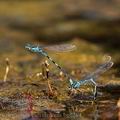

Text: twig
xmin=3 ymin=58 xmax=10 ymax=82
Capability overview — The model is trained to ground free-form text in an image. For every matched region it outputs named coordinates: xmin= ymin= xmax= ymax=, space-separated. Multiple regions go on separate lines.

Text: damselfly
xmin=25 ymin=44 xmax=113 ymax=98
xmin=69 ymin=56 xmax=114 ymax=98
xmin=25 ymin=43 xmax=76 ymax=79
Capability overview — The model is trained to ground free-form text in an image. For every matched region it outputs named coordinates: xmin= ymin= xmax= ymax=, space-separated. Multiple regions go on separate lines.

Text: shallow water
xmin=0 ymin=92 xmax=119 ymax=120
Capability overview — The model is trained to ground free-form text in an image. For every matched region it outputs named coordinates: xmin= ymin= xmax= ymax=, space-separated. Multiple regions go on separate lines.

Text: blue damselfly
xmin=25 ymin=44 xmax=113 ymax=98
xmin=25 ymin=43 xmax=76 ymax=79
xmin=69 ymin=56 xmax=113 ymax=98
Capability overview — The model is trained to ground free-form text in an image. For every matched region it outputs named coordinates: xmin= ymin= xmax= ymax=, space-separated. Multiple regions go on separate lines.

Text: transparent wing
xmin=44 ymin=43 xmax=76 ymax=52
xmin=102 ymin=55 xmax=112 ymax=63
xmin=82 ymin=56 xmax=113 ymax=80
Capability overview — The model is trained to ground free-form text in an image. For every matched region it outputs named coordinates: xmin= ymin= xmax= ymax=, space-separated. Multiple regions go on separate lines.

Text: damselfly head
xmin=25 ymin=44 xmax=42 ymax=53
xmin=25 ymin=44 xmax=33 ymax=50
xmin=69 ymin=78 xmax=80 ymax=89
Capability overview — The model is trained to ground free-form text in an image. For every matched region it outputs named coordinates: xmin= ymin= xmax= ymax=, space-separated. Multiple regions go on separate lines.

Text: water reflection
xmin=1 ymin=84 xmax=119 ymax=120
xmin=0 ymin=94 xmax=119 ymax=120
xmin=20 ymin=99 xmax=118 ymax=120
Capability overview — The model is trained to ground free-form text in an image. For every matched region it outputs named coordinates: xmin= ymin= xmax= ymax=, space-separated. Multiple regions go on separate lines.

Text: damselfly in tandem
xmin=25 ymin=43 xmax=76 ymax=78
xmin=69 ymin=56 xmax=114 ymax=98
xmin=25 ymin=44 xmax=113 ymax=99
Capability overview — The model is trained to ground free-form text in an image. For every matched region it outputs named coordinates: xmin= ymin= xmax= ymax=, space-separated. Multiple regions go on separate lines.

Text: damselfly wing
xmin=42 ymin=43 xmax=76 ymax=52
xmin=25 ymin=43 xmax=76 ymax=53
xmin=81 ymin=56 xmax=113 ymax=81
